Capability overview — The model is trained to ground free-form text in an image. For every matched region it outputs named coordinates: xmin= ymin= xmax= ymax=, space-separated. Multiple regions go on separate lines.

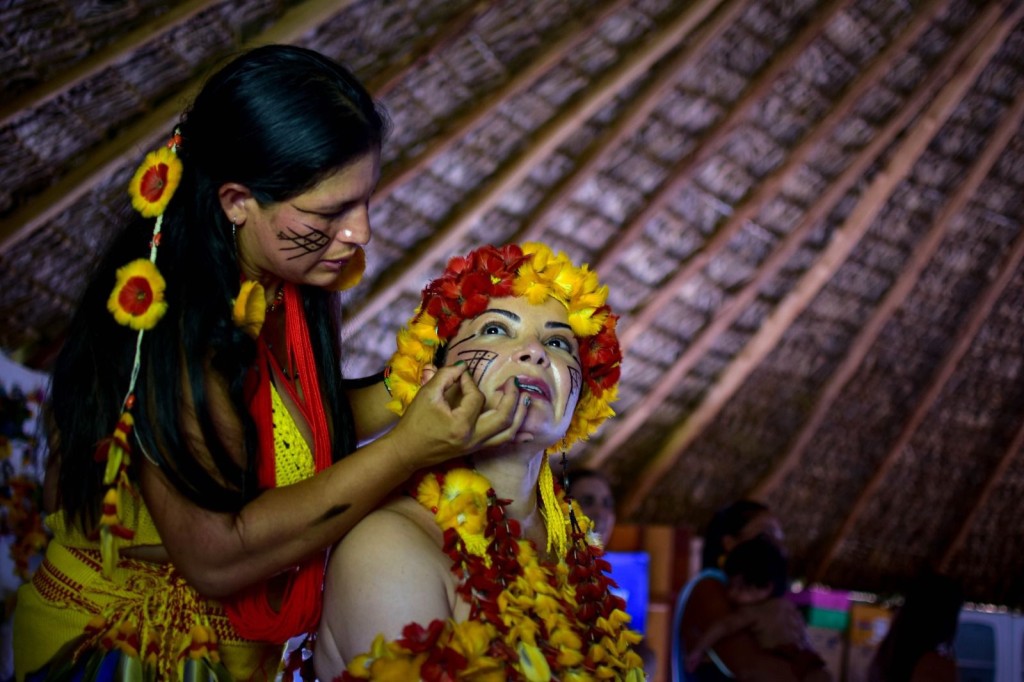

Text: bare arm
xmin=143 ymin=364 xmax=529 ymax=597
xmin=680 ymin=579 xmax=799 ymax=682
xmin=687 ymin=609 xmax=761 ymax=670
xmin=345 ymin=374 xmax=398 ymax=444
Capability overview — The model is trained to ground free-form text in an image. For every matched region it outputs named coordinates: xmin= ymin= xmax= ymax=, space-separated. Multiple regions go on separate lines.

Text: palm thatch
xmin=2 ymin=0 xmax=1023 ymax=607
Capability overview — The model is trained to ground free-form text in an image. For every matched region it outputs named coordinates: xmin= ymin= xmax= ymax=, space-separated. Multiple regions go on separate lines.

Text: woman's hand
xmin=383 ymin=363 xmax=528 ymax=472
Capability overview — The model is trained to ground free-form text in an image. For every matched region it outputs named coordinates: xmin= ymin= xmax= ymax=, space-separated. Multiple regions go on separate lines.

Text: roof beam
xmin=584 ymin=0 xmax=966 ymax=470
xmin=0 ymin=0 xmax=364 ymax=253
xmin=346 ymin=0 xmax=728 ymax=330
xmin=615 ymin=0 xmax=965 ymax=351
xmin=0 ymin=0 xmax=221 ymax=127
xmin=939 ymin=407 xmax=1024 ymax=572
xmin=369 ymin=1 xmax=493 ymax=98
xmin=811 ymin=36 xmax=1024 ymax=581
xmin=373 ymin=0 xmax=634 ymax=199
xmin=516 ymin=0 xmax=793 ymax=243
xmin=617 ymin=2 xmax=1012 ymax=519
xmin=753 ymin=59 xmax=1024 ymax=501
xmin=587 ymin=0 xmax=859 ymax=272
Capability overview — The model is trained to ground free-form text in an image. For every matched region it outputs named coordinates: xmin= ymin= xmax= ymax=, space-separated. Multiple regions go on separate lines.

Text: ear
xmin=218 ymin=182 xmax=254 ymax=226
xmin=419 ymin=364 xmax=438 ymax=387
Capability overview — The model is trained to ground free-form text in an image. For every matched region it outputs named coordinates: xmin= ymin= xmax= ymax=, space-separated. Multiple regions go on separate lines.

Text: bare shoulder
xmin=319 ymin=496 xmax=454 ymax=672
xmin=336 ymin=496 xmax=442 ymax=553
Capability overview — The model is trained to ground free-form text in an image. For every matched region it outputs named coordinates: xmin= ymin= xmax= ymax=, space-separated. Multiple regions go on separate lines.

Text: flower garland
xmin=341 ymin=467 xmax=645 ymax=681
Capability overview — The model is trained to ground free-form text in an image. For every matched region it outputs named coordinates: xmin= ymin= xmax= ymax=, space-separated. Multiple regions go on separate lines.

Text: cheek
xmin=275 ymin=217 xmax=331 ymax=258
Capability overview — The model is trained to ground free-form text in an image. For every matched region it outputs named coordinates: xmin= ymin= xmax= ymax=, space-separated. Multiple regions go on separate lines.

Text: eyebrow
xmin=482 ymin=308 xmax=573 ymax=332
xmin=291 ymin=197 xmax=363 ymax=215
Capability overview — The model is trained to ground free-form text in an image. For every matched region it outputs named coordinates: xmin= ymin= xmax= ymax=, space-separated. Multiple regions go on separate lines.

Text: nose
xmin=516 ymin=337 xmax=550 ymax=366
xmin=338 ymin=207 xmax=371 ymax=245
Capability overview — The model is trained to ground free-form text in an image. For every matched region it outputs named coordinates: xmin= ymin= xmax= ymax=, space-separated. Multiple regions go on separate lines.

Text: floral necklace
xmin=341 ymin=467 xmax=645 ymax=681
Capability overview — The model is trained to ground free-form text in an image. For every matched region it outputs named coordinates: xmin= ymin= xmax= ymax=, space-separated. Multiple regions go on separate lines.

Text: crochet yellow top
xmin=49 ymin=383 xmax=314 ymax=547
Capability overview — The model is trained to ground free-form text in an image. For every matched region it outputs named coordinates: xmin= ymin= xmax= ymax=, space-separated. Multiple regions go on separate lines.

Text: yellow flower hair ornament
xmin=94 ymin=131 xmax=182 ymax=576
xmin=232 ymin=280 xmax=267 ymax=339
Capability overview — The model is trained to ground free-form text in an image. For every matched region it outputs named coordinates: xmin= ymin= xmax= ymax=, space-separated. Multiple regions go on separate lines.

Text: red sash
xmin=224 ymin=283 xmax=332 ymax=642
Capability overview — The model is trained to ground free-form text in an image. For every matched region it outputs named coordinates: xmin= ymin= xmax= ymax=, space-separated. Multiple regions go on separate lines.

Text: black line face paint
xmin=567 ymin=366 xmax=582 ymax=413
xmin=278 ymin=223 xmax=330 ymax=260
xmin=455 ymin=349 xmax=497 ymax=383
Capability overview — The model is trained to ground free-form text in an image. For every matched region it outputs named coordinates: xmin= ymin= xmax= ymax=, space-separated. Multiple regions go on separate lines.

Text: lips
xmin=516 ymin=376 xmax=551 ymax=401
xmin=320 ymin=254 xmax=352 ymax=271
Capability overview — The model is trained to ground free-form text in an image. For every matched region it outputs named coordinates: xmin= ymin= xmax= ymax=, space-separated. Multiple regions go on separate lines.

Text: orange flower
xmin=128 ymin=146 xmax=182 ymax=218
xmin=107 ymin=259 xmax=168 ymax=330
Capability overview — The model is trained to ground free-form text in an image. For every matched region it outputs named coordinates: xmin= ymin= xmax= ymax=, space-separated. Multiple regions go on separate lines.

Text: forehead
xmin=296 ymin=151 xmax=380 ymax=200
xmin=463 ymin=295 xmax=570 ymax=328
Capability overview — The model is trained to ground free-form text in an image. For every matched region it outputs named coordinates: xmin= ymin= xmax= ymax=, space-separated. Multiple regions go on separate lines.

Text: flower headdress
xmin=386 ymin=242 xmax=622 ymax=554
xmin=93 ymin=132 xmax=182 ymax=575
xmin=387 ymin=242 xmax=621 ymax=451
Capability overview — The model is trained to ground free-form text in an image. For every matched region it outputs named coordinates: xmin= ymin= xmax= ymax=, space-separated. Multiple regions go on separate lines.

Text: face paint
xmin=278 ymin=223 xmax=331 ymax=259
xmin=442 ymin=297 xmax=582 ymax=449
xmin=454 ymin=348 xmax=497 ymax=383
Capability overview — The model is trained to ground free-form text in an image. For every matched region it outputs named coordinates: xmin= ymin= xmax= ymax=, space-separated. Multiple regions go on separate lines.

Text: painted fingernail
xmin=514 ymin=377 xmax=522 ymax=388
xmin=455 ymin=360 xmax=465 ymax=366
xmin=524 ymin=396 xmax=532 ymax=407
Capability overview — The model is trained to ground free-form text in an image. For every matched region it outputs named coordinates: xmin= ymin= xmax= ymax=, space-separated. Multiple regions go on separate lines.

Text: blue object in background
xmin=604 ymin=550 xmax=650 ymax=635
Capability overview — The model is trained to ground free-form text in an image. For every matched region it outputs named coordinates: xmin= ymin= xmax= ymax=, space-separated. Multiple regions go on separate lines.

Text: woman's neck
xmin=472 ymin=446 xmax=546 ymax=529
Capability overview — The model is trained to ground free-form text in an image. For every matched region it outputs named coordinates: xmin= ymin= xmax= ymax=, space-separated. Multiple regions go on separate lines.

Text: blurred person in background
xmin=868 ymin=571 xmax=963 ymax=682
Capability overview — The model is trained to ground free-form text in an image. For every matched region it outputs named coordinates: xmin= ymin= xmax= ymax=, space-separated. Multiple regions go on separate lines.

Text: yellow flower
xmin=517 ymin=642 xmax=551 ymax=682
xmin=232 ymin=280 xmax=265 ymax=338
xmin=128 ymin=146 xmax=182 ymax=218
xmin=331 ymin=245 xmax=366 ymax=291
xmin=449 ymin=621 xmax=498 ymax=667
xmin=108 ymin=259 xmax=168 ymax=330
xmin=416 ymin=474 xmax=443 ymax=512
xmin=442 ymin=469 xmax=491 ymax=501
xmin=368 ymin=655 xmax=428 ymax=681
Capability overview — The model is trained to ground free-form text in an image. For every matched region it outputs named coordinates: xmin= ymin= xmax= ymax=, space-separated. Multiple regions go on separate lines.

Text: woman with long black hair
xmin=14 ymin=45 xmax=528 ymax=680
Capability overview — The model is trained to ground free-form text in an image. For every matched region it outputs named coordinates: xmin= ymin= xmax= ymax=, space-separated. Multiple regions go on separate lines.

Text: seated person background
xmin=685 ymin=534 xmax=830 ymax=681
xmin=672 ymin=498 xmax=805 ymax=681
xmin=314 ymin=243 xmax=644 ymax=680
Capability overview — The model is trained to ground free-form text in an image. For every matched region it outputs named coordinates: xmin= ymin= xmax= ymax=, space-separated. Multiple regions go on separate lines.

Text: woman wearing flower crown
xmin=13 ymin=46 xmax=530 ymax=681
xmin=314 ymin=242 xmax=646 ymax=681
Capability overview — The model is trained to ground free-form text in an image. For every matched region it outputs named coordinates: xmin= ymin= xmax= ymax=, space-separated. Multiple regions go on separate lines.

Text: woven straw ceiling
xmin=2 ymin=0 xmax=1024 ymax=606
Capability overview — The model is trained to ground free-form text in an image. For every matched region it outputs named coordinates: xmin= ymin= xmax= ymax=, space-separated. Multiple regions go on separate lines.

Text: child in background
xmin=685 ymin=534 xmax=832 ymax=681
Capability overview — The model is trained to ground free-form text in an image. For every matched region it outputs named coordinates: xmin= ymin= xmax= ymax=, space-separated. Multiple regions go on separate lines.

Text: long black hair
xmin=51 ymin=45 xmax=390 ymax=529
xmin=701 ymin=499 xmax=771 ymax=569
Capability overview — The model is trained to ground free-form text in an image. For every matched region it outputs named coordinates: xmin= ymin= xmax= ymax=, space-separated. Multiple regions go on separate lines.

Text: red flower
xmin=398 ymin=619 xmax=446 ymax=653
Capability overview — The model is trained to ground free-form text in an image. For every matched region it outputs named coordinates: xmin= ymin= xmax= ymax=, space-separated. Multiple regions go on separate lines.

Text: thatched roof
xmin=3 ymin=0 xmax=1023 ymax=606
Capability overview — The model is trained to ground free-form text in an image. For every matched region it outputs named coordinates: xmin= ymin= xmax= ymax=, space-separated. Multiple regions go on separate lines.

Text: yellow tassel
xmin=538 ymin=454 xmax=567 ymax=556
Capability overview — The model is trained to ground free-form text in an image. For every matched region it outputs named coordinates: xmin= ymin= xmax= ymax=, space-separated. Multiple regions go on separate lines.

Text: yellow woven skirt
xmin=14 ymin=540 xmax=283 ymax=681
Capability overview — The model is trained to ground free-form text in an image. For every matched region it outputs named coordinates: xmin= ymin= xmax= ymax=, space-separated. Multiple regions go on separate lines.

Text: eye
xmin=481 ymin=321 xmax=510 ymax=336
xmin=546 ymin=335 xmax=574 ymax=352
